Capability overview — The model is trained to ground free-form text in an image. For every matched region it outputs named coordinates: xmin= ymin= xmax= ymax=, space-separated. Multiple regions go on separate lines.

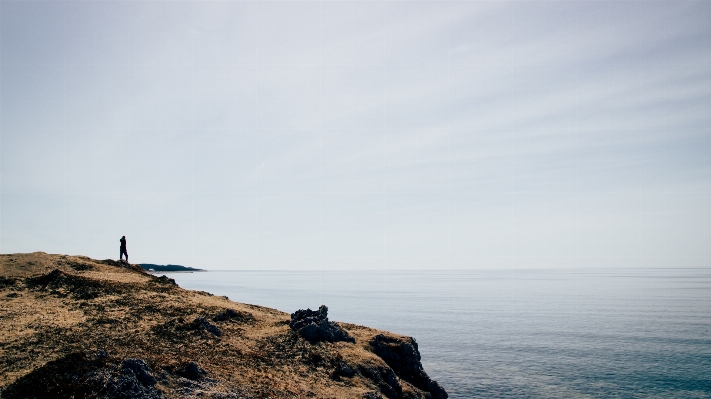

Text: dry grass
xmin=0 ymin=253 xmax=435 ymax=399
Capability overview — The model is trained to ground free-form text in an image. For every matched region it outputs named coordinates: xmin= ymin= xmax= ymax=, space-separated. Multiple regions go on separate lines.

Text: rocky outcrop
xmin=104 ymin=358 xmax=164 ymax=399
xmin=370 ymin=334 xmax=448 ymax=399
xmin=290 ymin=305 xmax=356 ymax=343
xmin=174 ymin=361 xmax=207 ymax=380
xmin=333 ymin=360 xmax=357 ymax=378
xmin=155 ymin=275 xmax=177 ymax=286
xmin=1 ymin=353 xmax=164 ymax=399
xmin=0 ymin=253 xmax=449 ymax=398
xmin=121 ymin=358 xmax=157 ymax=387
xmin=359 ymin=365 xmax=402 ymax=399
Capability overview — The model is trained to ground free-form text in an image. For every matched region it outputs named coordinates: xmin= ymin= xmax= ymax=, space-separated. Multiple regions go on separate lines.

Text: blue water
xmin=162 ymin=269 xmax=711 ymax=398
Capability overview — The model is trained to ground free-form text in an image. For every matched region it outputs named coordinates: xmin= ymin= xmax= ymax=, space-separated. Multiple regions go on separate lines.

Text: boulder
xmin=359 ymin=365 xmax=402 ymax=399
xmin=333 ymin=361 xmax=356 ymax=378
xmin=121 ymin=358 xmax=157 ymax=386
xmin=370 ymin=335 xmax=447 ymax=399
xmin=289 ymin=305 xmax=355 ymax=344
xmin=156 ymin=275 xmax=177 ymax=286
xmin=175 ymin=361 xmax=207 ymax=380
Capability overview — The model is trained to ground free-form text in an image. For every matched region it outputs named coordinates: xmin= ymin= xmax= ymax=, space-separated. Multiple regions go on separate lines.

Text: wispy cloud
xmin=1 ymin=1 xmax=708 ymax=269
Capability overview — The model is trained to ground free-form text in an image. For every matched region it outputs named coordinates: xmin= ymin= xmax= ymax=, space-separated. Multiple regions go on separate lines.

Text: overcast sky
xmin=0 ymin=1 xmax=709 ymax=270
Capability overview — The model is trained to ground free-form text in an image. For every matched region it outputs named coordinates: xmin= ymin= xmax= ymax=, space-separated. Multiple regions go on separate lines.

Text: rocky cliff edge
xmin=0 ymin=252 xmax=446 ymax=399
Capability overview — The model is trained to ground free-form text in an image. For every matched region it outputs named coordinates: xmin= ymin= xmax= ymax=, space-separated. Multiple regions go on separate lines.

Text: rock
xmin=1 ymin=353 xmax=164 ymax=399
xmin=175 ymin=361 xmax=207 ymax=380
xmin=370 ymin=335 xmax=447 ymax=399
xmin=121 ymin=358 xmax=157 ymax=386
xmin=334 ymin=360 xmax=356 ymax=378
xmin=289 ymin=305 xmax=355 ymax=344
xmin=192 ymin=317 xmax=222 ymax=337
xmin=363 ymin=392 xmax=384 ymax=399
xmin=156 ymin=275 xmax=177 ymax=286
xmin=105 ymin=371 xmax=163 ymax=399
xmin=359 ymin=365 xmax=402 ymax=399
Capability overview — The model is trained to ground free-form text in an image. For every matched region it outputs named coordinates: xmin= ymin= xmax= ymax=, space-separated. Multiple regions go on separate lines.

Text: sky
xmin=0 ymin=1 xmax=709 ymax=270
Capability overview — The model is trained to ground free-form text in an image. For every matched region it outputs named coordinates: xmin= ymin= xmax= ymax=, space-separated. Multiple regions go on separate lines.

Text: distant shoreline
xmin=145 ymin=270 xmax=206 ymax=274
xmin=138 ymin=263 xmax=204 ymax=272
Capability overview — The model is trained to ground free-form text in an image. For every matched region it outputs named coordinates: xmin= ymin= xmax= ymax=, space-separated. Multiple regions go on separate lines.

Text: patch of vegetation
xmin=2 ymin=353 xmax=110 ymax=399
xmin=25 ymin=270 xmax=131 ymax=300
xmin=0 ymin=276 xmax=17 ymax=288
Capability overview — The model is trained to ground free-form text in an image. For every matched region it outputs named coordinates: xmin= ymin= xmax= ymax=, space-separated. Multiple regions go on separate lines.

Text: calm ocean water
xmin=163 ymin=269 xmax=711 ymax=398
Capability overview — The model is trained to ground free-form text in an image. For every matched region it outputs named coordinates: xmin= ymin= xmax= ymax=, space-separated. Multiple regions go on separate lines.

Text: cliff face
xmin=0 ymin=253 xmax=446 ymax=399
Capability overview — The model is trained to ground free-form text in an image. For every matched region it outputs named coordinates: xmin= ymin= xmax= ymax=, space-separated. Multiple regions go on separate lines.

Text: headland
xmin=139 ymin=264 xmax=204 ymax=272
xmin=0 ymin=252 xmax=446 ymax=399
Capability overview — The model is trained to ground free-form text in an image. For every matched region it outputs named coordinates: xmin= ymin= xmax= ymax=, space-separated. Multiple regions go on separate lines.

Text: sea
xmin=162 ymin=268 xmax=711 ymax=399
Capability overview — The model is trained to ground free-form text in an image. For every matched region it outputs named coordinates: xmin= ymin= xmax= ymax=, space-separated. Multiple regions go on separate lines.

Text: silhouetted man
xmin=120 ymin=236 xmax=128 ymax=262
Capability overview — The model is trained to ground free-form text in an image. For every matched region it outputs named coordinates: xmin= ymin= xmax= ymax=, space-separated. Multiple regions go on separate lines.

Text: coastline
xmin=0 ymin=252 xmax=447 ymax=399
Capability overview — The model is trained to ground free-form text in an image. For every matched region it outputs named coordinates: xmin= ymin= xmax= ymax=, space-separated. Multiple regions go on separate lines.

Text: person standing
xmin=120 ymin=236 xmax=128 ymax=262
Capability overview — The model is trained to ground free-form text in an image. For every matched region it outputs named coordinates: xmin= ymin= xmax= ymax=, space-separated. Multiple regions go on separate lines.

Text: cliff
xmin=0 ymin=252 xmax=446 ymax=399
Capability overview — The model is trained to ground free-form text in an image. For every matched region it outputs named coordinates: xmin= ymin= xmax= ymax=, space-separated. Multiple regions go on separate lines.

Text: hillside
xmin=0 ymin=252 xmax=446 ymax=399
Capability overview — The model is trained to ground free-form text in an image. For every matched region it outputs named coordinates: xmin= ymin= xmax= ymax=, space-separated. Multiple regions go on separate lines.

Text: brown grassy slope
xmin=0 ymin=253 xmax=444 ymax=399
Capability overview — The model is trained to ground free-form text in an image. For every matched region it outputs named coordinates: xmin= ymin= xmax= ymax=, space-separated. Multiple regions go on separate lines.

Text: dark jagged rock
xmin=93 ymin=358 xmax=163 ymax=399
xmin=333 ymin=360 xmax=356 ymax=378
xmin=175 ymin=361 xmax=207 ymax=380
xmin=156 ymin=275 xmax=177 ymax=286
xmin=370 ymin=335 xmax=447 ymax=399
xmin=364 ymin=392 xmax=385 ymax=399
xmin=359 ymin=365 xmax=402 ymax=399
xmin=121 ymin=358 xmax=157 ymax=386
xmin=192 ymin=317 xmax=222 ymax=337
xmin=289 ymin=305 xmax=355 ymax=343
xmin=1 ymin=353 xmax=164 ymax=399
